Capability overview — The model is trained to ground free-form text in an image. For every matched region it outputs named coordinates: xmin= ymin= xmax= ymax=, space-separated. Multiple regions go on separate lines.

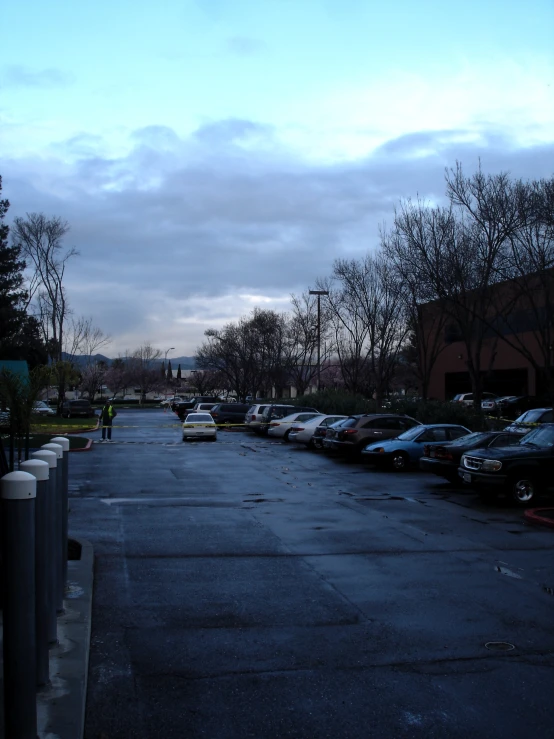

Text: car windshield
xmin=515 ymin=410 xmax=544 ymax=423
xmin=187 ymin=414 xmax=213 ymax=423
xmin=519 ymin=426 xmax=554 ymax=447
xmin=397 ymin=426 xmax=424 ymax=441
xmin=450 ymin=432 xmax=489 ymax=446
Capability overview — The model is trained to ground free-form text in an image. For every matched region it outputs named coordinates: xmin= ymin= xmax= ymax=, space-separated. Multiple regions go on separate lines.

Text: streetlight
xmin=309 ymin=290 xmax=329 ymax=392
xmin=165 ymin=347 xmax=175 ymax=391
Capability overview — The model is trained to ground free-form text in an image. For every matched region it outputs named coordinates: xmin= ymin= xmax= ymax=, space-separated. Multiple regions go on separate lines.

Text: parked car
xmin=245 ymin=404 xmax=270 ymax=432
xmin=161 ymin=395 xmax=184 ymax=407
xmin=458 ymin=423 xmax=554 ymax=505
xmin=258 ymin=404 xmax=319 ymax=435
xmin=192 ymin=402 xmax=218 ymax=413
xmin=289 ymin=415 xmax=348 ymax=448
xmin=419 ymin=430 xmax=522 ymax=482
xmin=503 ymin=408 xmax=553 ymax=435
xmin=452 ymin=392 xmax=497 ymax=407
xmin=323 ymin=414 xmax=421 ymax=456
xmin=267 ymin=412 xmax=322 ymax=441
xmin=362 ymin=424 xmax=471 ymax=470
xmin=182 ymin=412 xmax=217 ymax=441
xmin=209 ymin=403 xmax=251 ymax=425
xmin=32 ymin=400 xmax=56 ymax=416
xmin=61 ymin=399 xmax=95 ymax=418
xmin=173 ymin=396 xmax=220 ymax=419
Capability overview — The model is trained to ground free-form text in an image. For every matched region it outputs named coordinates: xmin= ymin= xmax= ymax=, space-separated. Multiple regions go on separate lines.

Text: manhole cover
xmin=485 ymin=641 xmax=515 ymax=651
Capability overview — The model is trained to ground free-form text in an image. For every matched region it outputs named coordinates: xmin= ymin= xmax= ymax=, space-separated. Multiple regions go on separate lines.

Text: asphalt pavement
xmin=68 ymin=408 xmax=554 ymax=738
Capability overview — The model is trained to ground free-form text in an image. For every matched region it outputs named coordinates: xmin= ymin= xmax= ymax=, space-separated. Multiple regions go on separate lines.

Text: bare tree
xmin=12 ymin=213 xmax=75 ymax=359
xmin=78 ymin=362 xmax=107 ymax=401
xmin=285 ymin=292 xmax=333 ymax=396
xmin=65 ymin=316 xmax=111 ymax=365
xmin=318 ymin=253 xmax=408 ymax=404
xmin=381 ymin=220 xmax=448 ymax=399
xmin=126 ymin=344 xmax=163 ymax=402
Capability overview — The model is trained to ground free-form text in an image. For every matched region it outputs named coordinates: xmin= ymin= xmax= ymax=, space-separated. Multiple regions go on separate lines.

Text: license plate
xmin=463 ymin=472 xmax=472 ymax=483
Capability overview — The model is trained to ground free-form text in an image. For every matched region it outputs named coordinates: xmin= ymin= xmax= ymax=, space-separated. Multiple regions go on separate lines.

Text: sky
xmin=1 ymin=0 xmax=553 ymax=358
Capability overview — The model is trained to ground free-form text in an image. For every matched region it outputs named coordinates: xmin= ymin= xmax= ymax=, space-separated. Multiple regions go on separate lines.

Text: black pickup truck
xmin=458 ymin=423 xmax=554 ymax=505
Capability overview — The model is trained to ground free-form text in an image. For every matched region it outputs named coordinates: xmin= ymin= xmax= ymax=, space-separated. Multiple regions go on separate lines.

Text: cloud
xmin=224 ymin=36 xmax=265 ymax=56
xmin=0 ymin=65 xmax=73 ymax=89
xmin=2 ymin=118 xmax=554 ymax=355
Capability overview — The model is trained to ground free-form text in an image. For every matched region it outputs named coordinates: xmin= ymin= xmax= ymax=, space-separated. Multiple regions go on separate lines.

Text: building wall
xmin=428 ymin=330 xmax=542 ymax=400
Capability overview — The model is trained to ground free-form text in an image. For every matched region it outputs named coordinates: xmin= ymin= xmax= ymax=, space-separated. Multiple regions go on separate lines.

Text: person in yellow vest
xmin=100 ymin=400 xmax=117 ymax=441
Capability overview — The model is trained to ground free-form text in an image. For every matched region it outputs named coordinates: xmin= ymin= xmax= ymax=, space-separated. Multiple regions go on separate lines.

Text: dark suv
xmin=458 ymin=423 xmax=554 ymax=505
xmin=209 ymin=403 xmax=252 ymax=425
xmin=323 ymin=414 xmax=420 ymax=455
xmin=259 ymin=404 xmax=319 ymax=435
xmin=173 ymin=396 xmax=220 ymax=420
xmin=61 ymin=399 xmax=95 ymax=418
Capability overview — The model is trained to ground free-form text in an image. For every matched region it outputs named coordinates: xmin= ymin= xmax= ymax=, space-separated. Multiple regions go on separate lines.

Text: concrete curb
xmin=37 ymin=537 xmax=94 ymax=739
xmin=70 ymin=439 xmax=93 ymax=452
xmin=524 ymin=508 xmax=554 ymax=529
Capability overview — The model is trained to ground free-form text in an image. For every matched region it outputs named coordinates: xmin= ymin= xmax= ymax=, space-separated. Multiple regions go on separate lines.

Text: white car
xmin=289 ymin=414 xmax=348 ymax=448
xmin=452 ymin=392 xmax=497 ymax=408
xmin=32 ymin=401 xmax=56 ymax=416
xmin=267 ymin=412 xmax=322 ymax=441
xmin=245 ymin=404 xmax=270 ymax=432
xmin=182 ymin=412 xmax=217 ymax=441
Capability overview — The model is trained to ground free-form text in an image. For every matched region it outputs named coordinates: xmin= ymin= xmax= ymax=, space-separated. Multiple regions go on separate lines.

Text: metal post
xmin=309 ymin=289 xmax=329 ymax=392
xmin=31 ymin=449 xmax=58 ymax=644
xmin=41 ymin=443 xmax=64 ymax=614
xmin=1 ymin=470 xmax=38 ymax=739
xmin=51 ymin=436 xmax=70 ymax=594
xmin=21 ymin=458 xmax=51 ymax=687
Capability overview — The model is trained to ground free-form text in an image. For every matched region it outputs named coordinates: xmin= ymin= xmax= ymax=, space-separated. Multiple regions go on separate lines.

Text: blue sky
xmin=2 ymin=0 xmax=553 ymax=355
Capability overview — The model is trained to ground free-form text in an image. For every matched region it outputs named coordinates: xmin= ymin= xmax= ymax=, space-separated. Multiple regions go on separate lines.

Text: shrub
xmin=290 ymin=391 xmax=502 ymax=432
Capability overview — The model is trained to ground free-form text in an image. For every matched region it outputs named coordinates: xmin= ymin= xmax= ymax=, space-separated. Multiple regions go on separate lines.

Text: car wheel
xmin=307 ymin=438 xmax=315 ymax=449
xmin=284 ymin=429 xmax=291 ymax=442
xmin=508 ymin=474 xmax=539 ymax=506
xmin=182 ymin=436 xmax=187 ymax=442
xmin=391 ymin=451 xmax=409 ymax=471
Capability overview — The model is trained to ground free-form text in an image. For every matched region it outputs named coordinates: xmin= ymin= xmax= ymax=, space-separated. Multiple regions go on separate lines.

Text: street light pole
xmin=165 ymin=347 xmax=175 ymax=392
xmin=309 ymin=290 xmax=329 ymax=392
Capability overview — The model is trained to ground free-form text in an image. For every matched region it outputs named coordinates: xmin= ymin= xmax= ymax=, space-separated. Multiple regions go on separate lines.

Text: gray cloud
xmin=1 ymin=65 xmax=73 ymax=89
xmin=3 ymin=121 xmax=553 ymax=353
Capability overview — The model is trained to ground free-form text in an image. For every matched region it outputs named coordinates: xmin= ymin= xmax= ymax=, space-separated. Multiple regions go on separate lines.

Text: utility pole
xmin=309 ymin=290 xmax=329 ymax=391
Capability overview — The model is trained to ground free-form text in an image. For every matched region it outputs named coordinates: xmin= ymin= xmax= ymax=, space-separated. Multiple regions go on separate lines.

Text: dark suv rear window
xmin=341 ymin=417 xmax=359 ymax=428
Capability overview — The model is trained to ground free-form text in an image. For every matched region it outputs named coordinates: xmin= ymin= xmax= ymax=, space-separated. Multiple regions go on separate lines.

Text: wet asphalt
xmin=68 ymin=409 xmax=554 ymax=738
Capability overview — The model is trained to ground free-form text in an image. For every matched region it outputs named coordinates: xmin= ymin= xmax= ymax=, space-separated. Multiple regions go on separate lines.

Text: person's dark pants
xmin=102 ymin=421 xmax=113 ymax=440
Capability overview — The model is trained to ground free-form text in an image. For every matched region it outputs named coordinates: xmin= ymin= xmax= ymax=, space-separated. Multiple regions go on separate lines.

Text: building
xmin=423 ymin=272 xmax=553 ymax=400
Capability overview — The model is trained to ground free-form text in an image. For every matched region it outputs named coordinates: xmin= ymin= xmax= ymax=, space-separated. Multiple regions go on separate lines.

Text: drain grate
xmin=485 ymin=641 xmax=515 ymax=651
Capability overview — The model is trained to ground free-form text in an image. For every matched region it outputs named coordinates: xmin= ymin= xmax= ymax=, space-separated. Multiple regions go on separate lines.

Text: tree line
xmin=195 ymin=164 xmax=554 ymax=406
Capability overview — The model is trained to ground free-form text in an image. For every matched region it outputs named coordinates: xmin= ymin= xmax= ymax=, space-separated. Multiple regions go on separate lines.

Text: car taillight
xmin=342 ymin=429 xmax=358 ymax=436
xmin=252 ymin=414 xmax=256 ymax=420
xmin=270 ymin=422 xmax=280 ymax=426
xmin=295 ymin=427 xmax=304 ymax=432
xmin=423 ymin=445 xmax=430 ymax=456
xmin=437 ymin=451 xmax=454 ymax=460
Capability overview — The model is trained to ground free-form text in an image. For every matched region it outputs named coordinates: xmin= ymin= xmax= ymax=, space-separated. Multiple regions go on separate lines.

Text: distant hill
xmin=62 ymin=353 xmax=196 ymax=369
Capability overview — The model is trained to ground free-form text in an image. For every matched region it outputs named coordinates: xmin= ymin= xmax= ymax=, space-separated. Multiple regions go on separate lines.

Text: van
xmin=209 ymin=403 xmax=251 ymax=425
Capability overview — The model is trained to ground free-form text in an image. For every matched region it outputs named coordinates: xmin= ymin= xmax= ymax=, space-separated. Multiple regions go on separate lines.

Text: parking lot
xmin=69 ymin=409 xmax=554 ymax=738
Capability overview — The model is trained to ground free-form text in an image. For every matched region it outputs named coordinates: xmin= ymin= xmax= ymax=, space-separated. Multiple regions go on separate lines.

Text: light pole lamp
xmin=309 ymin=290 xmax=329 ymax=391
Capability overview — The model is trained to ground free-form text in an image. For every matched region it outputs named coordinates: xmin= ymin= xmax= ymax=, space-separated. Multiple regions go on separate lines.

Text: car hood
xmin=463 ymin=444 xmax=548 ymax=460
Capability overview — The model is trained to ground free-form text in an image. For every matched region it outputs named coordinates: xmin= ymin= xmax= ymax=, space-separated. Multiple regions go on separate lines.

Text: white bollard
xmin=41 ymin=443 xmax=64 ymax=613
xmin=31 ymin=449 xmax=58 ymax=644
xmin=20 ymin=458 xmax=51 ymax=687
xmin=1 ymin=470 xmax=38 ymax=738
xmin=50 ymin=436 xmax=70 ymax=595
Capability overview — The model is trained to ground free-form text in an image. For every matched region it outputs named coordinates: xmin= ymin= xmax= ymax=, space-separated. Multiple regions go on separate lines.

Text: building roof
xmin=0 ymin=360 xmax=29 ymax=379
